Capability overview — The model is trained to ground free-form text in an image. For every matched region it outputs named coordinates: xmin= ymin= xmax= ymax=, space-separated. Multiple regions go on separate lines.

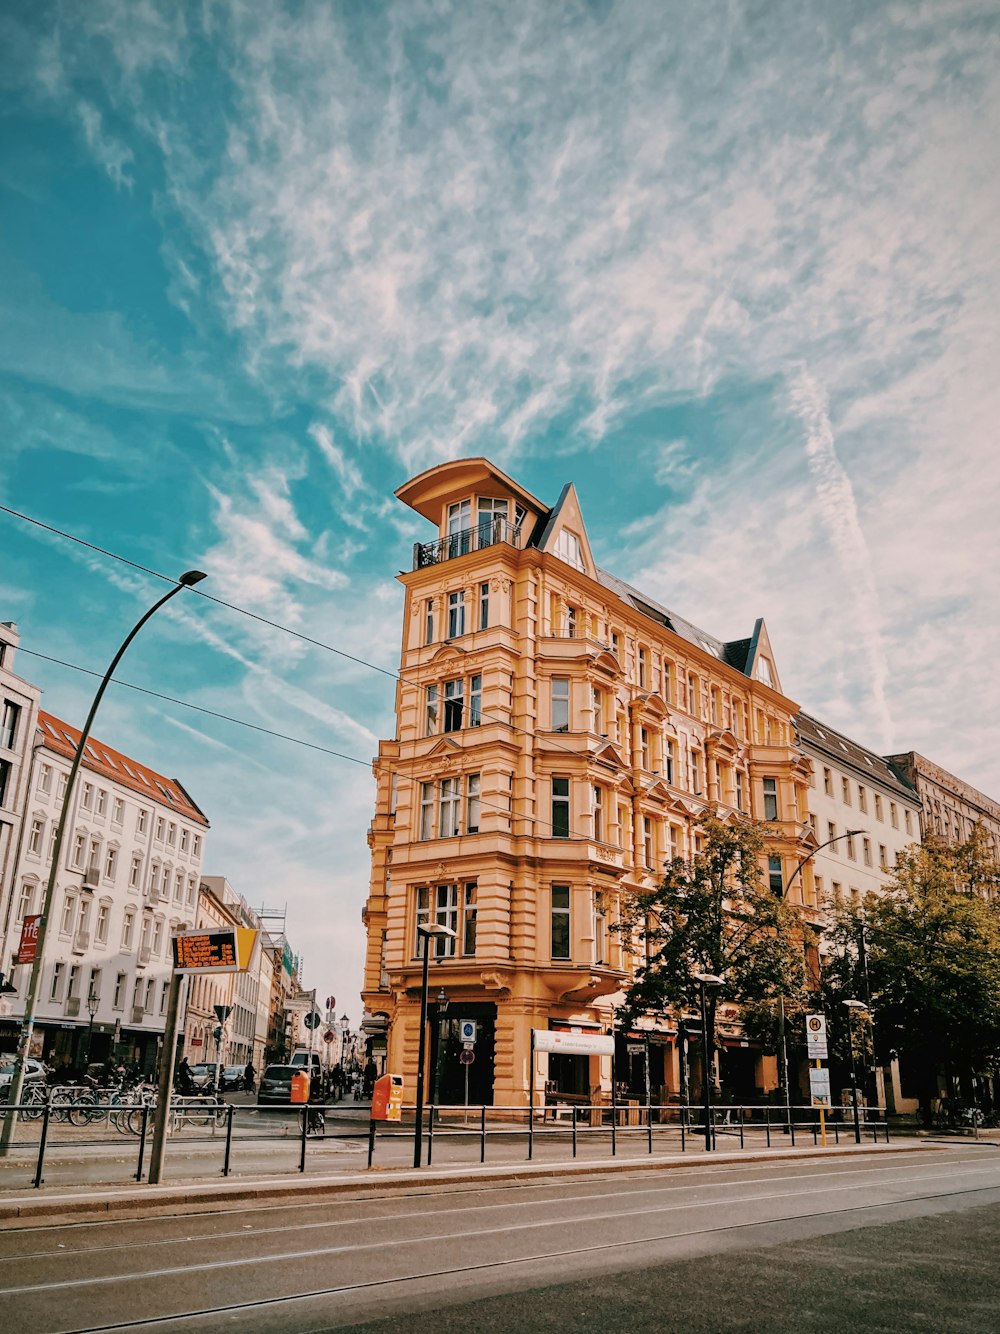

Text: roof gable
xmin=535 ymin=483 xmax=597 ymax=579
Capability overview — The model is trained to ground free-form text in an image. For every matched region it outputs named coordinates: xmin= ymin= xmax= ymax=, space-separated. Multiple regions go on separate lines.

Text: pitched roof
xmin=37 ymin=710 xmax=210 ymax=827
xmin=795 ymin=712 xmax=919 ymax=802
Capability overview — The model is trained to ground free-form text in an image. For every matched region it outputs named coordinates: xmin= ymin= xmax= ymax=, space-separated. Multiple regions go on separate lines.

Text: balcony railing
xmin=413 ymin=518 xmax=522 ymax=570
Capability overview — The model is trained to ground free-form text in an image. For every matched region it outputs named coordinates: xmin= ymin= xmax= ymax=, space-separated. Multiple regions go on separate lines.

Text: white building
xmin=0 ymin=624 xmax=42 ymax=981
xmin=0 ymin=709 xmax=208 ymax=1073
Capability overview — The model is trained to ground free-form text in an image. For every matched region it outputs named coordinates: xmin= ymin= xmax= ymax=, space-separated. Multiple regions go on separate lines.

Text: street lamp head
xmin=178 ymin=570 xmax=208 ymax=586
xmin=846 ymin=829 xmax=865 ymax=838
xmin=436 ymin=987 xmax=450 ymax=1013
xmin=843 ymin=999 xmax=868 ymax=1010
xmin=693 ymin=972 xmax=725 ymax=987
xmin=417 ymin=923 xmax=457 ymax=939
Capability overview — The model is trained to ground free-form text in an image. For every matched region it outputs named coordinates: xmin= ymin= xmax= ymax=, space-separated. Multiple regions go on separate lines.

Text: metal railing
xmin=413 ymin=518 xmax=522 ymax=569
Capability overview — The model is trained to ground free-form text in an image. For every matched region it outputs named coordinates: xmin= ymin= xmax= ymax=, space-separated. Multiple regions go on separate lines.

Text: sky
xmin=1 ymin=0 xmax=999 ymax=1019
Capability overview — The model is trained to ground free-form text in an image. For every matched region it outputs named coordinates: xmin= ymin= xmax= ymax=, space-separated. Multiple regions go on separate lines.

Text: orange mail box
xmin=290 ymin=1071 xmax=311 ymax=1104
xmin=371 ymin=1074 xmax=403 ymax=1122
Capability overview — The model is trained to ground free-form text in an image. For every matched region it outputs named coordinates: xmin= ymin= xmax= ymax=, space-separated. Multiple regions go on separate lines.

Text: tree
xmin=827 ymin=834 xmax=1000 ymax=1120
xmin=615 ymin=815 xmax=806 ymax=1091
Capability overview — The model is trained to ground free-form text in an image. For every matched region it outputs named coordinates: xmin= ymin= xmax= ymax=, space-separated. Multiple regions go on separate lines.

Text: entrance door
xmin=431 ymin=1014 xmax=495 ymax=1106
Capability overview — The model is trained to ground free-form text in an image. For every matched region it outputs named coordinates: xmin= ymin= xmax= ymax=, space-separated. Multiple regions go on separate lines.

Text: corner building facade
xmin=362 ymin=459 xmax=814 ymax=1109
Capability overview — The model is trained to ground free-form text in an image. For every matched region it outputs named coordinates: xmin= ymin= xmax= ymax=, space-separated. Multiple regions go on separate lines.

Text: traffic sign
xmin=809 ymin=1066 xmax=831 ymax=1107
xmin=459 ymin=1020 xmax=477 ymax=1044
xmin=459 ymin=1048 xmax=475 ymax=1065
xmin=304 ymin=1011 xmax=322 ymax=1029
xmin=323 ymin=1030 xmax=335 ymax=1043
xmin=326 ymin=996 xmax=336 ymax=1011
xmin=213 ymin=1003 xmax=233 ymax=1024
xmin=806 ymin=1013 xmax=828 ymax=1060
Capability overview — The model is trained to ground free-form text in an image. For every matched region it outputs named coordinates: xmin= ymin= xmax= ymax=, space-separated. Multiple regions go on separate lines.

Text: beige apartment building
xmin=361 ymin=458 xmax=815 ymax=1110
xmin=886 ymin=751 xmax=1000 ymax=854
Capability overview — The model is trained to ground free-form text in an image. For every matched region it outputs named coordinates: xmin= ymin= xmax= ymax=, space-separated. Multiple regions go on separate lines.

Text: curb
xmin=0 ymin=1140 xmax=937 ymax=1227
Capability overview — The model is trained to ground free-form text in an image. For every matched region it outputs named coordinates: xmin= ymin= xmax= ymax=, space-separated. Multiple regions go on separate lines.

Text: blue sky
xmin=2 ymin=1 xmax=999 ymax=1017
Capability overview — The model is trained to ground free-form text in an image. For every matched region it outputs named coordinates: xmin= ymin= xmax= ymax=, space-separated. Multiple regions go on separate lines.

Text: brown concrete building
xmin=361 ymin=458 xmax=814 ymax=1110
xmin=886 ymin=751 xmax=1000 ymax=854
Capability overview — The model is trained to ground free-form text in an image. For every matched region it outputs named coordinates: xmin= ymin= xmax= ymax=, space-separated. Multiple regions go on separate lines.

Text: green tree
xmin=615 ymin=815 xmax=806 ymax=1085
xmin=828 ymin=834 xmax=1000 ymax=1119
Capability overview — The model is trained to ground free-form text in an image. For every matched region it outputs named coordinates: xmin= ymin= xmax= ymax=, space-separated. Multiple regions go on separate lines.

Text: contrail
xmin=789 ymin=367 xmax=892 ymax=748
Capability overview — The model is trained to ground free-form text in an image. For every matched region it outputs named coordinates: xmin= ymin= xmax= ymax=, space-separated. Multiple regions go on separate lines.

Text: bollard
xmin=427 ymin=1106 xmax=435 ymax=1167
xmin=33 ymin=1102 xmax=51 ymax=1189
xmin=222 ymin=1103 xmax=235 ymax=1177
xmin=647 ymin=1104 xmax=653 ymax=1156
xmin=480 ymin=1105 xmax=486 ymax=1163
xmin=299 ymin=1105 xmax=309 ymax=1173
xmin=135 ymin=1104 xmax=150 ymax=1181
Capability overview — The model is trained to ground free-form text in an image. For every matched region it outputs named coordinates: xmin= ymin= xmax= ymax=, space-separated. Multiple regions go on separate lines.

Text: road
xmin=1 ymin=1146 xmax=998 ymax=1332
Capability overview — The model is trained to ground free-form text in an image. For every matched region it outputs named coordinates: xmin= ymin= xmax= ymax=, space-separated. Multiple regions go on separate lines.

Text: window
xmin=187 ymin=875 xmax=196 ymax=905
xmin=38 ymin=763 xmax=53 ymax=795
xmin=469 ymin=674 xmax=482 ymax=727
xmin=447 ymin=499 xmax=471 ymax=555
xmin=690 ymin=749 xmax=703 ymax=795
xmin=67 ymin=964 xmax=80 ymax=1001
xmin=82 ymin=783 xmax=94 ymax=812
xmin=594 ymin=892 xmax=607 ymax=963
xmin=56 ymin=772 xmax=67 ymax=801
xmin=592 ymin=785 xmax=604 ymax=842
xmin=551 ymin=678 xmax=570 ymax=733
xmin=104 ymin=847 xmax=118 ymax=880
xmin=122 ymin=909 xmax=135 ymax=950
xmin=756 ymin=656 xmax=774 ymax=686
xmin=110 ymin=797 xmax=124 ymax=825
xmin=565 ymin=604 xmax=578 ymax=638
xmin=735 ymin=770 xmax=745 ymax=811
xmin=167 ymin=822 xmax=177 ymax=847
xmin=439 ymin=777 xmax=461 ymax=837
xmin=447 ymin=590 xmax=466 ymax=638
xmin=890 ymin=802 xmax=899 ymax=829
xmin=50 ymin=962 xmax=64 ymax=1002
xmin=551 ymin=886 xmax=571 ymax=959
xmin=129 ymin=854 xmax=142 ymax=889
xmin=424 ymin=598 xmax=434 ymax=645
xmin=763 ymin=777 xmax=778 ymax=821
xmin=827 ymin=821 xmax=837 ymax=845
xmin=479 ymin=582 xmax=489 ymax=630
xmin=71 ymin=831 xmax=86 ymax=869
xmin=159 ymin=980 xmax=170 ymax=1015
xmin=638 ymin=647 xmax=649 ymax=689
xmin=443 ymin=678 xmax=465 ymax=731
xmin=768 ymin=857 xmax=784 ymax=895
xmin=874 ymin=794 xmax=883 ymax=821
xmin=96 ymin=903 xmax=110 ymax=945
xmin=96 ymin=789 xmax=107 ymax=817
xmin=665 ymin=739 xmax=676 ymax=786
xmin=60 ymin=894 xmax=75 ymax=935
xmin=611 ymin=631 xmax=621 ymax=662
xmin=863 ymin=837 xmax=872 ymax=867
xmin=687 ymin=673 xmax=698 ymax=716
xmin=846 ymin=833 xmax=856 ymax=860
xmin=551 ymin=778 xmax=570 ymax=838
xmin=643 ymin=817 xmax=654 ymax=868
xmin=823 ymin=768 xmax=833 ymax=796
xmin=662 ymin=661 xmax=674 ymax=703
xmin=137 ymin=808 xmax=148 ymax=835
xmin=841 ymin=777 xmax=851 ymax=805
xmin=28 ymin=818 xmax=43 ymax=856
xmin=879 ymin=844 xmax=889 ymax=871
xmin=174 ymin=870 xmax=184 ymax=903
xmin=477 ymin=496 xmax=507 ymax=545
xmin=592 ymin=687 xmax=604 ymax=736
xmin=554 ymin=528 xmax=585 ymax=571
xmin=152 ymin=918 xmax=163 ymax=956
xmin=425 ymin=685 xmax=439 ymax=736
xmin=466 ymin=775 xmax=480 ymax=834
xmin=132 ymin=978 xmax=143 ymax=1013
xmin=1 ymin=700 xmax=19 ymax=750
xmin=192 ymin=834 xmax=202 ymax=858
xmin=16 ymin=882 xmax=33 ymax=921
xmin=463 ymin=884 xmax=477 ymax=955
xmin=419 ymin=782 xmax=435 ymax=840
xmin=640 ymin=728 xmax=651 ymax=771
xmin=904 ymin=809 xmax=913 ymax=835
xmin=180 ymin=828 xmax=189 ymax=854
xmin=857 ymin=785 xmax=867 ymax=814
xmin=113 ymin=973 xmax=126 ymax=1010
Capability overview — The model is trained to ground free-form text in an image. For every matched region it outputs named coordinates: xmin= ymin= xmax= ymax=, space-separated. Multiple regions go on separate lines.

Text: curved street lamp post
xmin=843 ymin=999 xmax=868 ymax=1144
xmin=0 ymin=571 xmax=206 ymax=1155
xmin=412 ymin=923 xmax=455 ymax=1167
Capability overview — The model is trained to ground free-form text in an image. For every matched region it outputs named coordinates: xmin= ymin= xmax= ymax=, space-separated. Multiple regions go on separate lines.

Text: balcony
xmin=413 ymin=518 xmax=522 ymax=570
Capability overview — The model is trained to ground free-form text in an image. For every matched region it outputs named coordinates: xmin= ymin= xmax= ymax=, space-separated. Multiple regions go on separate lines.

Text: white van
xmin=289 ymin=1050 xmax=322 ymax=1080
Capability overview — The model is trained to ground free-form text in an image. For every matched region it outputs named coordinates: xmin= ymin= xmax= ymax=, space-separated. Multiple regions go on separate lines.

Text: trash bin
xmin=290 ymin=1071 xmax=311 ymax=1104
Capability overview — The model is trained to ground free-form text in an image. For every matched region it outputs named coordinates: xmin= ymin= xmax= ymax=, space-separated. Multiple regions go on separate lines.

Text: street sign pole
xmin=148 ymin=971 xmax=186 ymax=1185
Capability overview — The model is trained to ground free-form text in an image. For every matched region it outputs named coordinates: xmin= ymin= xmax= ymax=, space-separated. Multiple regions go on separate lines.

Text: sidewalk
xmin=0 ymin=1137 xmax=935 ymax=1228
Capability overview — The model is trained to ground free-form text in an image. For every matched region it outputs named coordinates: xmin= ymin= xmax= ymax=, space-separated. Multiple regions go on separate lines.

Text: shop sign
xmin=533 ymin=1029 xmax=615 ymax=1057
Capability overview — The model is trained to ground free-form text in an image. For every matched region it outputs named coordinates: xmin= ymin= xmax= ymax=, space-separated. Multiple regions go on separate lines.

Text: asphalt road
xmin=1 ymin=1145 xmax=999 ymax=1332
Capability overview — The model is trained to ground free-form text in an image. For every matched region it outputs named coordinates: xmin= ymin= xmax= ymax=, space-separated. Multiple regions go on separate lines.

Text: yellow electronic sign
xmin=171 ymin=927 xmax=258 ymax=973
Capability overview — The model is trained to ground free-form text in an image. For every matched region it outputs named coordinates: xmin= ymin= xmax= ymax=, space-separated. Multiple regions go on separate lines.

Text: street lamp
xmin=843 ymin=999 xmax=868 ymax=1144
xmin=432 ymin=987 xmax=450 ymax=1116
xmin=693 ymin=973 xmax=725 ymax=1152
xmin=412 ymin=923 xmax=455 ymax=1167
xmin=0 ymin=569 xmax=206 ymax=1156
xmin=339 ymin=1013 xmax=350 ymax=1068
xmin=84 ymin=985 xmax=100 ymax=1068
xmin=783 ymin=830 xmax=867 ymax=899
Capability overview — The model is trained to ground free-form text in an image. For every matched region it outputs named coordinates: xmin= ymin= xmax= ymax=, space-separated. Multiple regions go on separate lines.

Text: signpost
xmin=17 ymin=915 xmax=40 ymax=966
xmin=806 ymin=1014 xmax=829 ymax=1146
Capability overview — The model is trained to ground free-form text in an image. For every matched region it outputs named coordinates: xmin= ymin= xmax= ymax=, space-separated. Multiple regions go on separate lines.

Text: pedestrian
xmin=363 ymin=1057 xmax=377 ymax=1098
xmin=243 ymin=1060 xmax=256 ymax=1094
xmin=331 ymin=1062 xmax=344 ymax=1101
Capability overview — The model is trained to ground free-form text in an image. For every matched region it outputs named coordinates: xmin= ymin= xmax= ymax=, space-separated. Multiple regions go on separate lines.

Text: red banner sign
xmin=18 ymin=915 xmax=40 ymax=965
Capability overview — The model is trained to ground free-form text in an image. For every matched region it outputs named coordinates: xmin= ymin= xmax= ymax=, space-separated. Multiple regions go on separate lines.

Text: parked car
xmin=223 ymin=1065 xmax=246 ymax=1090
xmin=258 ymin=1065 xmax=298 ymax=1105
xmin=187 ymin=1062 xmax=245 ymax=1092
xmin=0 ymin=1058 xmax=47 ymax=1097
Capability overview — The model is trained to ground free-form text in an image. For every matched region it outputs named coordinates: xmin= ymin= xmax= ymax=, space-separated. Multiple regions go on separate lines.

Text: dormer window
xmin=477 ymin=498 xmax=508 ymax=547
xmin=554 ymin=528 xmax=585 ymax=572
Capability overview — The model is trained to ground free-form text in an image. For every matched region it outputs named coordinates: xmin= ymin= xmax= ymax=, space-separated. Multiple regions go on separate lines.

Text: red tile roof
xmin=37 ymin=710 xmax=210 ymax=828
